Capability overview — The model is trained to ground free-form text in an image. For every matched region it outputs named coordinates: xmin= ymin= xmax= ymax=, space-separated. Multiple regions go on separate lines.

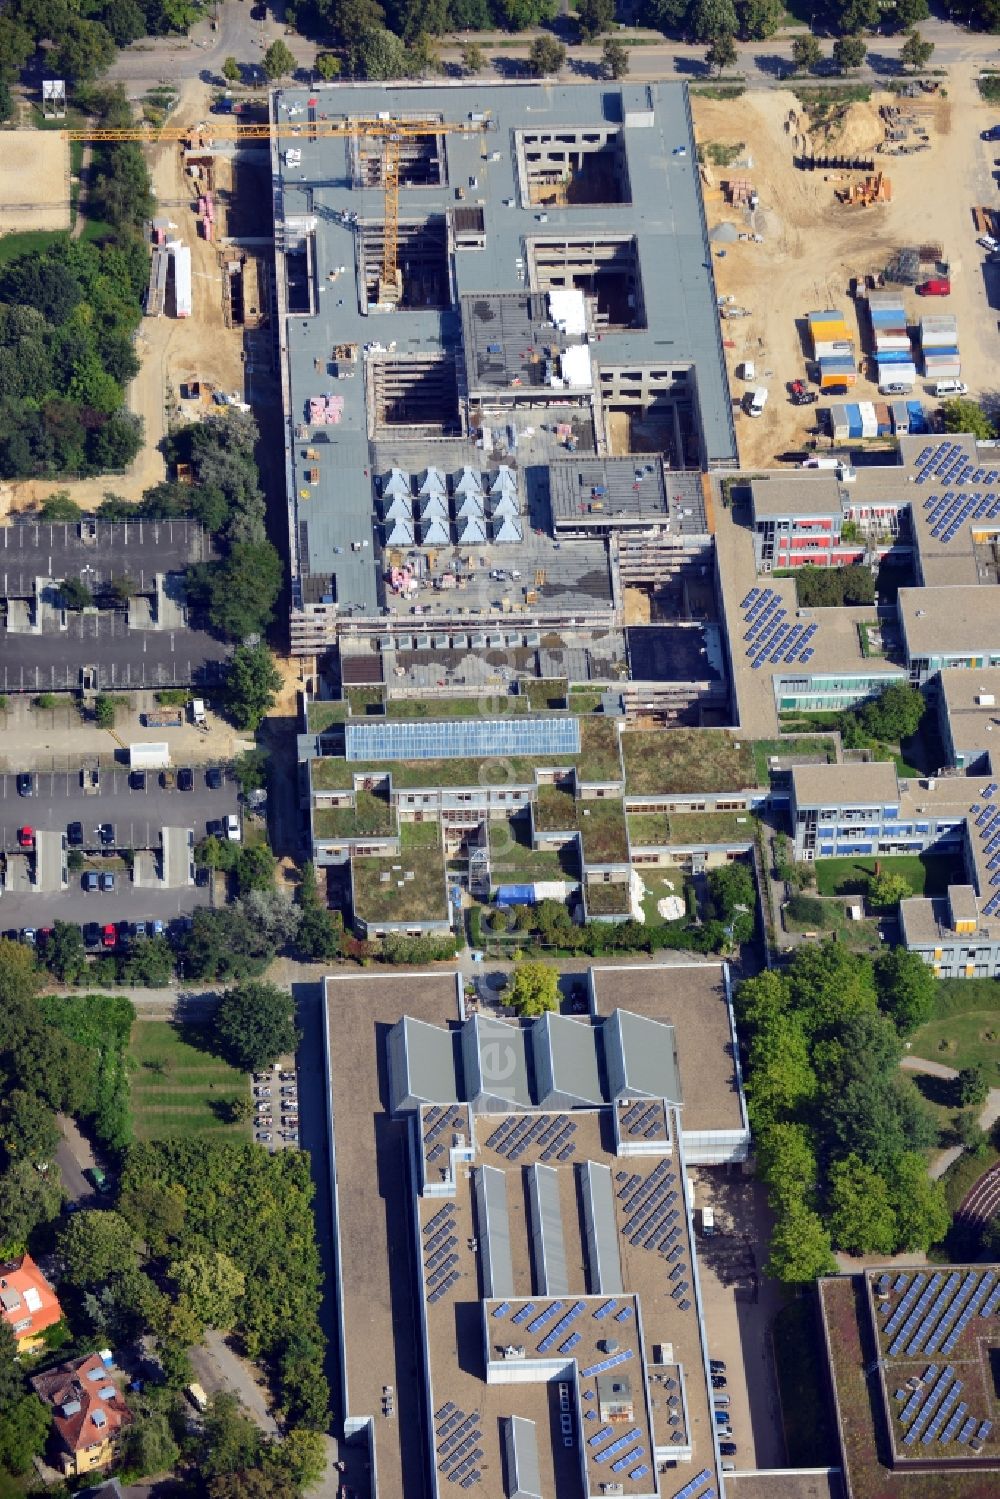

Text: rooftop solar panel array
xmin=619 ymin=1100 xmax=666 ymax=1138
xmin=435 ymin=1407 xmax=483 ymax=1487
xmin=485 ymin=1112 xmax=578 ymax=1163
xmin=914 ymin=441 xmax=1000 ymax=545
xmin=345 ymin=716 xmax=582 ymax=763
xmin=615 ymin=1159 xmax=681 ymax=1256
xmin=738 ymin=586 xmax=818 ymax=670
xmin=669 ymin=1469 xmax=713 ymax=1499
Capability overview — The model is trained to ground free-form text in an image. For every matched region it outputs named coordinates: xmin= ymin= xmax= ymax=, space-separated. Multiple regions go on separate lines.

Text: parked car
xmin=100 ymin=871 xmax=116 ymax=893
xmin=719 ymin=1442 xmax=737 ymax=1457
xmin=151 ymin=919 xmax=165 ymax=936
xmin=17 ymin=826 xmax=34 ymax=848
xmin=101 ymin=923 xmax=117 ymax=949
xmin=280 ymin=1070 xmax=296 ymax=1082
xmin=256 ymin=1131 xmax=272 ymax=1142
xmin=83 ymin=922 xmax=102 ymax=949
xmin=160 ymin=769 xmax=177 ymax=790
xmin=710 ymin=1360 xmax=727 ymax=1374
xmin=982 ymin=125 xmax=1000 ymax=141
xmin=20 ymin=928 xmax=36 ymax=945
xmin=712 ymin=1375 xmax=727 ymax=1389
xmin=206 ymin=767 xmax=224 ymax=789
xmin=225 ymin=813 xmax=241 ymax=842
xmin=82 ymin=871 xmax=99 ymax=892
xmin=282 ymin=1130 xmax=299 ymax=1142
xmin=67 ymin=821 xmax=84 ymax=845
xmin=129 ymin=769 xmax=147 ymax=791
xmin=134 ymin=921 xmax=148 ymax=939
xmin=178 ymin=767 xmax=194 ymax=791
xmin=99 ymin=823 xmax=115 ymax=845
xmin=977 ymin=235 xmax=999 ymax=253
xmin=16 ymin=772 xmax=35 ymax=796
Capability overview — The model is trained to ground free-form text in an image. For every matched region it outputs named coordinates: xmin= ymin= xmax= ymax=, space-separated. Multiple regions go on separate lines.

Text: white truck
xmin=701 ymin=1205 xmax=716 ymax=1237
xmin=190 ymin=698 xmax=207 ymax=727
xmin=128 ymin=742 xmax=171 ymax=771
xmin=746 ymin=387 xmax=768 ymax=417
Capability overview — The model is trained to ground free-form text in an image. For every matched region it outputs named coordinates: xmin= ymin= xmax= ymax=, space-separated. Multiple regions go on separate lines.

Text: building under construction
xmin=271 ymin=81 xmax=737 ymax=671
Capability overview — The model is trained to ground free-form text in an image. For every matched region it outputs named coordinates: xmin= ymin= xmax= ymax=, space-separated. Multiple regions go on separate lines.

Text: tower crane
xmin=63 ymin=113 xmax=491 ymax=301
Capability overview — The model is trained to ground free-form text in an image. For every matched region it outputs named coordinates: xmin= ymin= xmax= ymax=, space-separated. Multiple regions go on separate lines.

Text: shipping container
xmin=168 ymin=241 xmax=192 ymax=319
xmin=827 ymin=405 xmax=850 ymax=440
xmin=878 ymin=364 xmax=917 ymax=393
xmin=874 ymin=332 xmax=911 ymax=352
xmin=874 ymin=401 xmax=892 ymax=435
xmin=813 ymin=339 xmax=855 ymax=359
xmin=890 ymin=400 xmax=910 ymax=434
xmin=906 ymin=401 xmax=926 ymax=433
xmin=877 ymin=348 xmax=915 ymax=365
xmin=859 ymin=401 xmax=878 ymax=438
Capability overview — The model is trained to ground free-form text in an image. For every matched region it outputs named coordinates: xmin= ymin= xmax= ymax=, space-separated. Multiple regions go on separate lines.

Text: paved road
xmin=103 ymin=5 xmax=1000 ymax=90
xmin=190 ymin=1328 xmax=280 ymax=1435
xmin=0 ymin=768 xmax=239 ymax=854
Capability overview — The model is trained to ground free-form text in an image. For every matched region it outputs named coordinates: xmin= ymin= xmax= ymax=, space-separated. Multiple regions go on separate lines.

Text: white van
xmin=737 ymin=360 xmax=756 ymax=381
xmin=747 ymin=387 xmax=768 ymax=417
xmin=933 ymin=380 xmax=968 ymax=397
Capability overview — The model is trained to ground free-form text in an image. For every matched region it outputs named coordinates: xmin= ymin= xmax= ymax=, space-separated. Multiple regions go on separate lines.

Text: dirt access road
xmin=692 ymin=69 xmax=999 ymax=467
xmin=0 ymin=79 xmax=248 ymax=519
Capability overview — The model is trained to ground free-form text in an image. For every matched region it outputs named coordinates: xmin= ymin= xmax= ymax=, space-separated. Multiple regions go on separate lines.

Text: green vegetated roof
xmin=579 ymin=799 xmax=629 ymax=864
xmin=628 ymin=810 xmax=753 ymax=848
xmin=313 ymin=789 xmax=397 ymax=840
xmin=352 ymin=819 xmax=448 ymax=923
xmin=534 ymin=783 xmax=579 ymax=833
xmin=384 ymin=695 xmax=534 ymax=718
xmin=310 ymin=714 xmax=622 ymax=792
xmin=622 ymin=729 xmax=756 ymax=795
xmin=308 ymin=699 xmax=349 ymax=733
xmin=585 ymin=881 xmax=632 ymax=915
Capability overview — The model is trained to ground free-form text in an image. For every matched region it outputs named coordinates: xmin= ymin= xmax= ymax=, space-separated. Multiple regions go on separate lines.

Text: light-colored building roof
xmin=791 ymin=760 xmax=900 ymax=808
xmin=749 ymin=474 xmax=843 ymax=520
xmin=939 ymin=667 xmax=1000 ymax=752
xmin=898 ymin=584 xmax=1000 ymax=658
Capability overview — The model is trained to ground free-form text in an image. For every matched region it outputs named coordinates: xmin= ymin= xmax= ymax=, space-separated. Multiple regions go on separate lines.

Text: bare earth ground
xmin=0 ymin=130 xmax=70 ymax=232
xmin=0 ymin=81 xmax=246 ymax=518
xmin=692 ymin=70 xmax=997 ymax=467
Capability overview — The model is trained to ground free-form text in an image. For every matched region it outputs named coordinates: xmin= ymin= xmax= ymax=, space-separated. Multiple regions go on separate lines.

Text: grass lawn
xmin=129 ymin=1021 xmax=250 ymax=1142
xmin=771 ymin=1295 xmax=838 ymax=1467
xmin=813 ymin=853 xmax=958 ymax=900
xmin=0 ymin=229 xmax=66 ymax=265
xmin=308 ymin=700 xmax=347 ymax=733
xmin=490 ymin=816 xmax=578 ymax=883
xmin=908 ymin=1011 xmax=1000 ymax=1080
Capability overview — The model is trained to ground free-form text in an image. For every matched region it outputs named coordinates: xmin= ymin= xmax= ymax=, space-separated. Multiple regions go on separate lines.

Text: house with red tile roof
xmin=0 ymin=1254 xmax=63 ymax=1353
xmin=31 ymin=1353 xmax=132 ymax=1478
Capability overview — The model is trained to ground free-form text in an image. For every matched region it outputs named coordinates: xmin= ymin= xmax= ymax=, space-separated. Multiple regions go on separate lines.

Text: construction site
xmin=269 ymin=81 xmax=737 ymax=673
xmin=691 ymin=73 xmax=1000 ymax=466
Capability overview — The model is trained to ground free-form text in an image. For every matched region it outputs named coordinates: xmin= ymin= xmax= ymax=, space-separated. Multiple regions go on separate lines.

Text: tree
xmin=956 ymin=1064 xmax=989 ymax=1108
xmin=43 ymin=920 xmax=87 ymax=983
xmin=0 ymin=1319 xmax=22 ymax=1413
xmin=858 ymin=682 xmax=925 ymax=743
xmin=707 ymin=862 xmax=754 ymax=918
xmin=839 ymin=0 xmax=879 ymax=28
xmin=874 ymin=947 xmax=935 ymax=1034
xmin=267 ymin=1427 xmax=328 ymax=1492
xmin=39 ymin=492 xmax=82 ymax=520
xmin=866 ymin=869 xmax=912 ymax=908
xmin=172 ymin=1249 xmax=246 ymax=1330
xmin=891 ymin=0 xmax=929 ymax=26
xmin=262 ymin=39 xmax=297 ymax=80
xmin=0 ymin=1395 xmax=50 ymax=1475
xmin=222 ymin=56 xmax=241 ymax=83
xmin=0 ymin=940 xmax=39 ymax=1008
xmin=0 ymin=1089 xmax=60 ymax=1165
xmin=767 ymin=1199 xmax=836 ymax=1283
xmin=899 ymin=28 xmax=933 ymax=70
xmin=118 ymin=1181 xmax=187 ymax=1256
xmin=506 ymin=961 xmax=560 ymax=1017
xmin=689 ymin=0 xmax=738 ymax=41
xmin=460 ymin=42 xmax=486 ymax=73
xmin=355 ymin=26 xmax=408 ymax=78
xmin=755 ymin=1120 xmax=818 ymax=1210
xmin=705 ymin=32 xmax=738 ymax=72
xmin=745 ymin=1014 xmax=816 ymax=1126
xmin=601 ymin=37 xmax=629 ymax=78
xmin=50 ymin=19 xmax=115 ymax=82
xmin=577 ymin=0 xmax=615 ymax=40
xmin=736 ymin=0 xmax=783 ymax=38
xmin=529 ymin=36 xmax=567 ymax=76
xmin=0 ymin=82 xmax=12 ymax=127
xmin=791 ymin=33 xmax=823 ymax=72
xmin=215 ymin=981 xmax=299 ymax=1073
xmin=235 ymin=843 xmax=277 ymax=895
xmin=202 ymin=540 xmax=282 ymax=641
xmin=58 ymin=1209 xmax=139 ymax=1288
xmin=297 ymin=864 xmax=343 ymax=961
xmin=316 ymin=52 xmax=342 ymax=79
xmin=209 ymin=1473 xmax=296 ymax=1499
xmin=941 ymin=397 xmax=995 ymax=440
xmin=224 ymin=644 xmax=282 ymax=733
xmin=179 ymin=905 xmax=278 ymax=981
xmin=889 ymin=1151 xmax=949 ymax=1250
xmin=58 ymin=578 xmax=92 ymax=614
xmin=94 ymin=692 xmax=120 ymax=728
xmin=0 ymin=1159 xmax=63 ymax=1249
xmin=827 ymin=1153 xmax=898 ymax=1255
xmin=200 ymin=1392 xmax=265 ymax=1480
xmin=119 ymin=1411 xmax=180 ymax=1479
xmin=833 ymin=34 xmax=867 ymax=71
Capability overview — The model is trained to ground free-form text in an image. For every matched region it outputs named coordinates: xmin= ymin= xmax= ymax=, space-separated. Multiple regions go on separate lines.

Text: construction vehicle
xmin=63 ymin=114 xmax=491 ymax=304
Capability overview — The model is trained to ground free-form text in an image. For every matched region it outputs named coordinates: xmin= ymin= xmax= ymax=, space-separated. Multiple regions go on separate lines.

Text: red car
xmin=790 ymin=380 xmax=818 ymax=406
xmin=17 ymin=826 xmax=33 ymax=848
xmin=101 ymin=923 xmax=117 ymax=950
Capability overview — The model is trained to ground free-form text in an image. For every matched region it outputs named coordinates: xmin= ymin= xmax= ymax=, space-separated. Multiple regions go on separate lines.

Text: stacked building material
xmin=808 ymin=309 xmax=857 ymax=390
xmin=868 ymin=292 xmax=916 ymax=389
xmin=919 ymin=313 xmax=960 ymax=380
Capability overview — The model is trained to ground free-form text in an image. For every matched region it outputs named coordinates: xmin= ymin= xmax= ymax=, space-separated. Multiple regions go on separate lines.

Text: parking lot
xmin=0 ymin=768 xmax=240 ymax=854
xmin=0 ymin=880 xmax=207 ymax=937
xmin=252 ymin=1053 xmax=300 ymax=1152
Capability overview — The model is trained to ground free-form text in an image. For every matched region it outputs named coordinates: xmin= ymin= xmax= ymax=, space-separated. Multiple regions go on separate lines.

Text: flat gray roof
xmin=791 ymin=760 xmax=899 ymax=808
xmin=549 ymin=456 xmax=668 ymax=527
xmin=273 ymin=80 xmax=737 ymax=614
xmin=749 ymin=474 xmax=843 ymax=520
xmin=898 ymin=584 xmax=1000 ymax=658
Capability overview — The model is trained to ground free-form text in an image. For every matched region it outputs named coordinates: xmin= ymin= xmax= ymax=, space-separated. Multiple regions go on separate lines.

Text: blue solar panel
xmin=345 ymin=716 xmax=582 ymax=763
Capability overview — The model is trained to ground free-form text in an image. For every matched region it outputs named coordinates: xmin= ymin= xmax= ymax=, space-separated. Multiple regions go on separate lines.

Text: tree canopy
xmin=215 ymin=982 xmax=300 ymax=1073
xmin=506 ymin=961 xmax=560 ymax=1017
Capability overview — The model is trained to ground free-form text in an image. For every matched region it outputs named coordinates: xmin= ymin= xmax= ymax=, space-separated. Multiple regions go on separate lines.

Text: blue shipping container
xmin=906 ymin=401 xmax=925 ymax=433
xmin=876 ymin=349 xmax=914 ymax=365
xmin=871 ymin=307 xmax=905 ymax=326
xmin=495 ymin=884 xmax=536 ymax=907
